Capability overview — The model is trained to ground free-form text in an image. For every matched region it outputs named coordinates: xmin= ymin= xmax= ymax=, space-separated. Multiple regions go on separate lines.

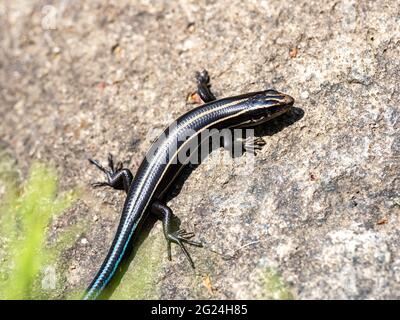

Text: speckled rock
xmin=0 ymin=0 xmax=399 ymax=299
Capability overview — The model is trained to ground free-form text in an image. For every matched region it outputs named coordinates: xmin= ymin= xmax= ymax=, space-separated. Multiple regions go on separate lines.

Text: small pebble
xmin=301 ymin=91 xmax=309 ymax=99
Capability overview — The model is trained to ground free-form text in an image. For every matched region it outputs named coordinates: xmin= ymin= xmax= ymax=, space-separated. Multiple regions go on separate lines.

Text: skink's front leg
xmin=195 ymin=70 xmax=217 ymax=103
xmin=88 ymin=153 xmax=133 ymax=193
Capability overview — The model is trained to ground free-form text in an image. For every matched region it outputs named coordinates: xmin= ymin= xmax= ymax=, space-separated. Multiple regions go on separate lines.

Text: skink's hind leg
xmin=195 ymin=69 xmax=217 ymax=103
xmin=88 ymin=153 xmax=133 ymax=193
xmin=151 ymin=200 xmax=202 ymax=268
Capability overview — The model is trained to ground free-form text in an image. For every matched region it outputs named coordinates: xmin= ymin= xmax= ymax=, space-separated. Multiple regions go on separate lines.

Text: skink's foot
xmin=223 ymin=135 xmax=266 ymax=156
xmin=166 ymin=230 xmax=203 ymax=269
xmin=195 ymin=70 xmax=211 ymax=87
xmin=151 ymin=200 xmax=202 ymax=269
xmin=88 ymin=153 xmax=133 ymax=193
xmin=242 ymin=136 xmax=266 ymax=154
xmin=195 ymin=69 xmax=216 ymax=103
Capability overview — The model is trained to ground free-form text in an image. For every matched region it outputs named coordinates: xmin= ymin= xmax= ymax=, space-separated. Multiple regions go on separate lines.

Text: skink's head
xmin=244 ymin=89 xmax=294 ymax=125
xmin=254 ymin=89 xmax=294 ymax=108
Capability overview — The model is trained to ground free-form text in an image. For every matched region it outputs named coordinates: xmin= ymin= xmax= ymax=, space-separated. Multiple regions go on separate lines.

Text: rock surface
xmin=0 ymin=0 xmax=399 ymax=299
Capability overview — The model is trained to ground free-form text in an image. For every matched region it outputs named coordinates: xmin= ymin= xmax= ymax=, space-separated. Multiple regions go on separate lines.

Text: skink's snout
xmin=264 ymin=89 xmax=294 ymax=106
xmin=282 ymin=93 xmax=294 ymax=106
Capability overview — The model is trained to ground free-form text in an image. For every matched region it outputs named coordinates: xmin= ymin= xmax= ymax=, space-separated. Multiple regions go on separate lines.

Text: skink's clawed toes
xmin=91 ymin=182 xmax=108 ymax=188
xmin=88 ymin=158 xmax=100 ymax=168
xmin=254 ymin=137 xmax=266 ymax=145
xmin=116 ymin=161 xmax=123 ymax=171
xmin=175 ymin=229 xmax=195 ymax=238
xmin=89 ymin=158 xmax=109 ymax=175
xmin=178 ymin=236 xmax=199 ymax=244
xmin=184 ymin=240 xmax=203 ymax=247
xmin=184 ymin=232 xmax=196 ymax=238
xmin=176 ymin=241 xmax=195 ymax=269
xmin=167 ymin=229 xmax=202 ymax=268
xmin=195 ymin=69 xmax=210 ymax=85
xmin=107 ymin=153 xmax=115 ymax=171
xmin=167 ymin=242 xmax=172 ymax=261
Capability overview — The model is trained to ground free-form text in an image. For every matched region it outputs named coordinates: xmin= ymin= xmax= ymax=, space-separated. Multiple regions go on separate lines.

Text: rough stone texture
xmin=0 ymin=0 xmax=399 ymax=299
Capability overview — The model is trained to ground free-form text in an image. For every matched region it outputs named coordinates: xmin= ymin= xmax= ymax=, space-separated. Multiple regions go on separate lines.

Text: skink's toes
xmin=91 ymin=181 xmax=109 ymax=188
xmin=195 ymin=69 xmax=211 ymax=85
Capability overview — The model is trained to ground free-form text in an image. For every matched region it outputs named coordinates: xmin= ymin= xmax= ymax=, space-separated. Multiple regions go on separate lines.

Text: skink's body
xmin=84 ymin=71 xmax=294 ymax=300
